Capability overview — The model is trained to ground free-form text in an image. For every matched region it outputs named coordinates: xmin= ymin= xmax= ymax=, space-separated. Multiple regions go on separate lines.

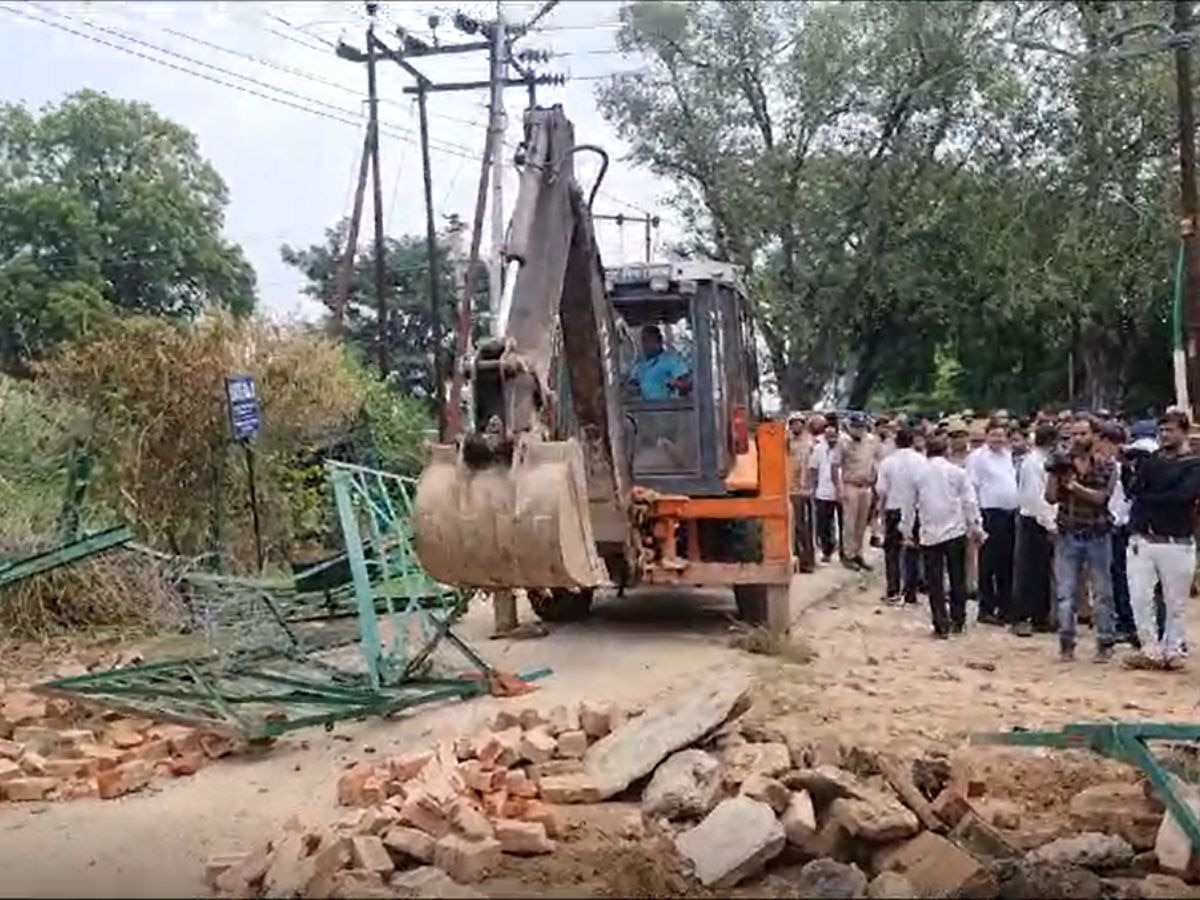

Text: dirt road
xmin=2 ymin=556 xmax=1195 ymax=897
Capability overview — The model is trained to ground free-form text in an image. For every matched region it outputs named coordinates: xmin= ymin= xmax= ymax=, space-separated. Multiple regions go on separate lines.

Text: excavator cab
xmin=606 ymin=261 xmax=761 ymax=496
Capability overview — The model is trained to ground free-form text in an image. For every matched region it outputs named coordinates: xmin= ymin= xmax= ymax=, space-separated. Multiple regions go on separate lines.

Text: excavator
xmin=412 ymin=106 xmax=795 ymax=635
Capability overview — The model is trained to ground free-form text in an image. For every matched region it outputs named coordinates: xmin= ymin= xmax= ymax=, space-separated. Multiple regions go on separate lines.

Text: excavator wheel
xmin=734 ymin=584 xmax=791 ymax=637
xmin=530 ymin=587 xmax=595 ymax=623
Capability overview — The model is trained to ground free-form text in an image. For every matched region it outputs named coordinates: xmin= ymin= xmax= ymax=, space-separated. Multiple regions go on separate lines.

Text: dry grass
xmin=730 ymin=623 xmax=819 ymax=665
xmin=0 ymin=548 xmax=188 ymax=640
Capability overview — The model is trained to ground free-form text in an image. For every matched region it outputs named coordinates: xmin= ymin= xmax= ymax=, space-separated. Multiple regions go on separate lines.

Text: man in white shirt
xmin=1097 ymin=422 xmax=1137 ymax=644
xmin=808 ymin=421 xmax=842 ymax=563
xmin=1012 ymin=424 xmax=1058 ymax=636
xmin=967 ymin=419 xmax=1020 ymax=626
xmin=876 ymin=426 xmax=924 ymax=604
xmin=900 ymin=435 xmax=984 ymax=638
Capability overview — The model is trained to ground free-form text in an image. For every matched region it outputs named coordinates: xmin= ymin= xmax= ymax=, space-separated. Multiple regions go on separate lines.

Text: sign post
xmin=225 ymin=375 xmax=264 ymax=573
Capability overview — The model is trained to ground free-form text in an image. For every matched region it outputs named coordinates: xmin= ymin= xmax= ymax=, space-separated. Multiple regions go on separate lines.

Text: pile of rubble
xmin=204 ymin=668 xmax=1200 ymax=899
xmin=0 ymin=688 xmax=226 ymax=803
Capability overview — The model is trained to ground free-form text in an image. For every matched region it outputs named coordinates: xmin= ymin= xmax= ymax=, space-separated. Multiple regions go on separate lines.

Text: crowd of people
xmin=787 ymin=407 xmax=1200 ymax=671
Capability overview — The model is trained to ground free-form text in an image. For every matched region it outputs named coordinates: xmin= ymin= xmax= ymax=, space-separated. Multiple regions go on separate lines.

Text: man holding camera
xmin=1045 ymin=415 xmax=1118 ymax=662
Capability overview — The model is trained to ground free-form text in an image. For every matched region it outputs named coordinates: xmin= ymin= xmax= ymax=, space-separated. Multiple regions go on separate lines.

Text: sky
xmin=1 ymin=0 xmax=681 ymax=321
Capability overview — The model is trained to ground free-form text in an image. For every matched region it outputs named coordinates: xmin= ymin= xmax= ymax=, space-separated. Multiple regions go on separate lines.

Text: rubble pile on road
xmin=205 ymin=667 xmax=1200 ymax=898
xmin=0 ymin=688 xmax=227 ymax=803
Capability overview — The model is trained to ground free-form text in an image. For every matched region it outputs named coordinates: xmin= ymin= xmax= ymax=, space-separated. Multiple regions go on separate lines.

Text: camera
xmin=1044 ymin=448 xmax=1075 ymax=474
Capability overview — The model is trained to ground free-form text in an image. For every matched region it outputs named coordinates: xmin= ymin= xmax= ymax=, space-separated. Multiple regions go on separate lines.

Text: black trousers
xmin=1110 ymin=526 xmax=1135 ymax=636
xmin=883 ymin=509 xmax=919 ymax=601
xmin=979 ymin=508 xmax=1016 ymax=621
xmin=1014 ymin=515 xmax=1053 ymax=628
xmin=815 ymin=499 xmax=840 ymax=559
xmin=924 ymin=536 xmax=967 ymax=635
xmin=792 ymin=495 xmax=816 ymax=573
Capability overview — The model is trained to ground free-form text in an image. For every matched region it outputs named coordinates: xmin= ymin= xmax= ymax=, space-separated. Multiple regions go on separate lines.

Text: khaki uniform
xmin=840 ymin=434 xmax=878 ymax=560
xmin=788 ymin=431 xmax=816 ymax=572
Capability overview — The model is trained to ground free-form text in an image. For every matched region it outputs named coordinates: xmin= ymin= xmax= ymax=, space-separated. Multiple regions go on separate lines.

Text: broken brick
xmin=873 ymin=830 xmax=987 ymax=897
xmin=1 ymin=692 xmax=47 ymax=725
xmin=491 ymin=709 xmax=521 ymax=731
xmin=495 ymin=818 xmax=555 ymax=855
xmin=459 ymin=760 xmax=505 ymax=793
xmin=477 ymin=727 xmax=521 ymax=770
xmin=528 ymin=758 xmax=584 ymax=783
xmin=742 ymin=774 xmax=790 ymax=815
xmin=432 ymin=834 xmax=501 ymax=884
xmin=481 ymin=790 xmax=509 ymax=818
xmin=263 ymin=833 xmax=314 ymax=898
xmin=124 ymin=738 xmax=170 ymax=764
xmin=538 ymin=773 xmax=602 ymax=804
xmin=350 ymin=836 xmax=395 ymax=875
xmin=42 ymin=757 xmax=95 ymax=780
xmin=545 ymin=704 xmax=579 ymax=736
xmin=505 ymin=768 xmax=538 ymax=799
xmin=18 ymin=751 xmax=48 ymax=776
xmin=501 ymin=796 xmax=530 ymax=819
xmin=0 ymin=758 xmax=21 ymax=782
xmin=2 ymin=776 xmax=57 ymax=801
xmin=554 ymin=730 xmax=588 ymax=759
xmin=519 ymin=727 xmax=556 ymax=765
xmin=149 ymin=724 xmax=202 ymax=756
xmin=522 ymin=800 xmax=563 ymax=838
xmin=199 ymin=732 xmax=238 ymax=759
xmin=168 ymin=751 xmax=206 ymax=777
xmin=104 ymin=727 xmax=144 ymax=750
xmin=579 ymin=700 xmax=621 ymax=739
xmin=388 ymin=750 xmax=434 ymax=782
xmin=11 ymin=726 xmax=60 ymax=754
xmin=61 ymin=779 xmax=99 ymax=800
xmin=449 ymin=799 xmax=495 ymax=842
xmin=398 ymin=787 xmax=452 ymax=837
xmin=517 ymin=708 xmax=547 ymax=731
xmin=383 ymin=826 xmax=435 ymax=864
xmin=453 ymin=736 xmax=475 ymax=761
xmin=337 ymin=762 xmax=377 ymax=807
xmin=80 ymin=744 xmax=124 ymax=770
xmin=0 ymin=738 xmax=22 ymax=760
xmin=97 ymin=760 xmax=153 ymax=799
xmin=214 ymin=846 xmax=271 ymax=895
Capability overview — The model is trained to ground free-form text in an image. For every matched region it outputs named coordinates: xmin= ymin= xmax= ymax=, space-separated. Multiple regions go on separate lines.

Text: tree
xmin=281 ymin=219 xmax=466 ymax=403
xmin=0 ymin=90 xmax=256 ymax=377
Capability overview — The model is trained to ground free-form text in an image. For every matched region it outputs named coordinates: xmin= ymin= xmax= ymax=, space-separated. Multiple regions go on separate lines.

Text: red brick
xmin=3 ymin=776 xmax=57 ymax=801
xmin=449 ymin=798 xmax=495 ymax=842
xmin=18 ymin=751 xmax=48 ymax=775
xmin=104 ymin=727 xmax=144 ymax=750
xmin=61 ymin=779 xmax=99 ymax=800
xmin=481 ymin=790 xmax=509 ymax=818
xmin=522 ymin=801 xmax=563 ymax=838
xmin=398 ymin=786 xmax=451 ymax=837
xmin=97 ymin=760 xmax=153 ymax=799
xmin=519 ymin=727 xmax=556 ymax=764
xmin=43 ymin=697 xmax=75 ymax=720
xmin=579 ymin=700 xmax=622 ymax=739
xmin=148 ymin=724 xmax=202 ymax=756
xmin=42 ymin=757 xmax=95 ymax=779
xmin=1 ymin=692 xmax=47 ymax=725
xmin=477 ymin=727 xmax=521 ymax=770
xmin=505 ymin=768 xmax=538 ymax=799
xmin=337 ymin=762 xmax=377 ymax=807
xmin=0 ymin=738 xmax=22 ymax=760
xmin=491 ymin=709 xmax=521 ymax=731
xmin=350 ymin=836 xmax=394 ymax=875
xmin=460 ymin=759 xmax=505 ymax=793
xmin=538 ymin=773 xmax=601 ymax=804
xmin=528 ymin=758 xmax=584 ymax=783
xmin=383 ymin=826 xmax=435 ymax=864
xmin=125 ymin=738 xmax=170 ymax=764
xmin=931 ymin=787 xmax=973 ymax=827
xmin=0 ymin=758 xmax=20 ymax=782
xmin=10 ymin=726 xmax=60 ymax=754
xmin=388 ymin=750 xmax=434 ymax=782
xmin=214 ymin=846 xmax=271 ymax=895
xmin=501 ymin=796 xmax=531 ymax=819
xmin=554 ymin=730 xmax=588 ymax=759
xmin=263 ymin=833 xmax=314 ymax=898
xmin=80 ymin=744 xmax=124 ymax=770
xmin=167 ymin=751 xmax=206 ymax=777
xmin=432 ymin=834 xmax=501 ymax=883
xmin=495 ymin=818 xmax=555 ymax=855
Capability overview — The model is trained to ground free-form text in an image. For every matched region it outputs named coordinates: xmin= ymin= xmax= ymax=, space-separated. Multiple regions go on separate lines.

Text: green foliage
xmin=597 ymin=0 xmax=1183 ymax=412
xmin=281 ymin=221 xmax=459 ymax=403
xmin=0 ymin=90 xmax=256 ymax=377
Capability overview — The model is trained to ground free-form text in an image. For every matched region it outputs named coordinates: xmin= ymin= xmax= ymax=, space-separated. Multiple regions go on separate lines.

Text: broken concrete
xmin=584 ymin=673 xmax=749 ymax=800
xmin=829 ymin=791 xmax=920 ymax=843
xmin=784 ymin=766 xmax=868 ymax=805
xmin=641 ymin=749 xmax=722 ymax=821
xmin=390 ymin=866 xmax=486 ymax=899
xmin=1027 ymin=832 xmax=1134 ymax=871
xmin=781 ymin=790 xmax=818 ymax=847
xmin=1155 ymin=774 xmax=1200 ymax=879
xmin=1070 ymin=782 xmax=1163 ymax=851
xmin=674 ymin=796 xmax=784 ymax=888
xmin=866 ymin=871 xmax=917 ymax=899
xmin=793 ymin=859 xmax=868 ymax=899
xmin=872 ymin=831 xmax=988 ymax=898
xmin=722 ymin=741 xmax=791 ymax=785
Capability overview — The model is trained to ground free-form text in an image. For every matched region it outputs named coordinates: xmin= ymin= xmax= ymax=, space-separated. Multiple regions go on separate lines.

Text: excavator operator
xmin=628 ymin=324 xmax=692 ymax=400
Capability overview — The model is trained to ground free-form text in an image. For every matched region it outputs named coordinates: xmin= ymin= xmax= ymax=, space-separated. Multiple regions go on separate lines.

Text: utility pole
xmin=331 ymin=126 xmax=372 ymax=335
xmin=366 ymin=11 xmax=389 ymax=379
xmin=1174 ymin=0 xmax=1200 ymax=421
xmin=417 ymin=83 xmax=445 ymax=439
xmin=488 ymin=13 xmax=507 ymax=336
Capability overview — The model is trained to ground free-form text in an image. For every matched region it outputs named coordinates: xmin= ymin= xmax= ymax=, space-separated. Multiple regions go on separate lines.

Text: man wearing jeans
xmin=1124 ymin=411 xmax=1200 ymax=670
xmin=967 ymin=419 xmax=1019 ymax=625
xmin=1045 ymin=415 xmax=1117 ymax=662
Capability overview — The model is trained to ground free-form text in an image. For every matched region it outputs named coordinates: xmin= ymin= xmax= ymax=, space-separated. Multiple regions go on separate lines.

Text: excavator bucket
xmin=412 ymin=439 xmax=607 ymax=590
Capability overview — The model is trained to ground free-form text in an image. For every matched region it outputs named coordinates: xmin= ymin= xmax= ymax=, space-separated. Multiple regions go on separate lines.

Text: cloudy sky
xmin=2 ymin=0 xmax=679 ymax=319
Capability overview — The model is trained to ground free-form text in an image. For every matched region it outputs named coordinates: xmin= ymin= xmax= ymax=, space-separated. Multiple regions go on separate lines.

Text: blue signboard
xmin=225 ymin=375 xmax=261 ymax=442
